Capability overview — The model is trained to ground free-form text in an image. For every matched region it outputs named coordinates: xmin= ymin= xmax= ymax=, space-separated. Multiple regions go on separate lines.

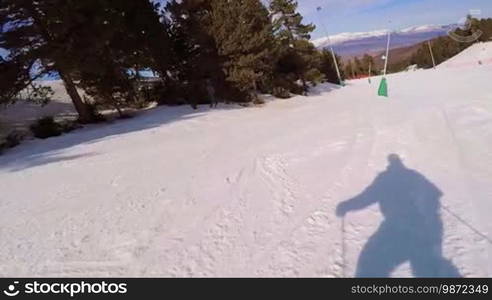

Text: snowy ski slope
xmin=439 ymin=42 xmax=492 ymax=68
xmin=0 ymin=43 xmax=491 ymax=277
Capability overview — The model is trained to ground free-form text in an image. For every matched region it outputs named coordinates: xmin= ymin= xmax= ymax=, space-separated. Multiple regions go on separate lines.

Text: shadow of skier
xmin=336 ymin=154 xmax=461 ymax=277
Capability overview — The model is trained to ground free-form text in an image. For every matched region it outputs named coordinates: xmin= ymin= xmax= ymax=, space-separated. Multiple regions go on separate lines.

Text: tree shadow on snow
xmin=0 ymin=104 xmax=244 ymax=172
xmin=336 ymin=154 xmax=461 ymax=278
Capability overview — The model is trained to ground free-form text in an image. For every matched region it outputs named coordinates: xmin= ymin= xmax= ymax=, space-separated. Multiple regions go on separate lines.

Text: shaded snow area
xmin=1 ymin=43 xmax=492 ymax=277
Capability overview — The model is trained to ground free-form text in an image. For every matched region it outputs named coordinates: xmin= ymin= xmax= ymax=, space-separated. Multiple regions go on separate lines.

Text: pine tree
xmin=0 ymin=0 xmax=99 ymax=122
xmin=319 ymin=50 xmax=345 ymax=84
xmin=0 ymin=57 xmax=53 ymax=106
xmin=87 ymin=0 xmax=172 ymax=81
xmin=166 ymin=0 xmax=276 ymax=104
xmin=165 ymin=0 xmax=228 ymax=107
xmin=209 ymin=0 xmax=275 ymax=102
xmin=269 ymin=0 xmax=315 ymax=42
xmin=69 ymin=0 xmax=167 ymax=117
xmin=353 ymin=57 xmax=363 ymax=77
xmin=344 ymin=59 xmax=356 ymax=79
xmin=361 ymin=54 xmax=375 ymax=75
xmin=1 ymin=0 xmax=174 ymax=118
xmin=269 ymin=0 xmax=322 ymax=94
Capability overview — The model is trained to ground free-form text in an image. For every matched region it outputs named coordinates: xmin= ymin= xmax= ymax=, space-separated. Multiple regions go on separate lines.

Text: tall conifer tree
xmin=269 ymin=0 xmax=322 ymax=94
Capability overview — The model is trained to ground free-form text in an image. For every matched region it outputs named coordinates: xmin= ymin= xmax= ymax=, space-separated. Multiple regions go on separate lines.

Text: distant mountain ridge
xmin=313 ymin=24 xmax=454 ymax=58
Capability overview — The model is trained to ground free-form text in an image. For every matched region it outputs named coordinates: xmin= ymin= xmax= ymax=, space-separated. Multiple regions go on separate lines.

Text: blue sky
xmin=298 ymin=0 xmax=492 ymax=39
xmin=155 ymin=0 xmax=492 ymax=39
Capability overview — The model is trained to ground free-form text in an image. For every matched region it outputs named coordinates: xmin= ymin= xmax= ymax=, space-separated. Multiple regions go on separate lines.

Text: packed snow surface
xmin=439 ymin=42 xmax=492 ymax=68
xmin=1 ymin=43 xmax=492 ymax=277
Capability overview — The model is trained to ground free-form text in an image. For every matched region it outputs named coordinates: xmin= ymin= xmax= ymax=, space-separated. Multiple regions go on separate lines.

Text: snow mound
xmin=439 ymin=42 xmax=492 ymax=68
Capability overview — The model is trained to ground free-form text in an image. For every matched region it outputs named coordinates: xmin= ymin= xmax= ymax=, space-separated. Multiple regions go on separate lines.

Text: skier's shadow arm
xmin=336 ymin=175 xmax=382 ymax=217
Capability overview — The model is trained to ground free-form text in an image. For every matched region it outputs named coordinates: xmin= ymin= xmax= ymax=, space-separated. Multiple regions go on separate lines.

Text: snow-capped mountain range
xmin=313 ymin=24 xmax=455 ymax=58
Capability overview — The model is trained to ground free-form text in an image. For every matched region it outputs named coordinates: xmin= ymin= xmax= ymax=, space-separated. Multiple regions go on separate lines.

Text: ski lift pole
xmin=428 ymin=40 xmax=436 ymax=69
xmin=378 ymin=29 xmax=391 ymax=97
xmin=383 ymin=31 xmax=391 ymax=76
xmin=330 ymin=44 xmax=344 ymax=86
xmin=316 ymin=7 xmax=344 ymax=86
xmin=368 ymin=62 xmax=372 ymax=84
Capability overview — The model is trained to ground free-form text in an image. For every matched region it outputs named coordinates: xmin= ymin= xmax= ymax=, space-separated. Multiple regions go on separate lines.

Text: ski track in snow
xmin=0 ymin=42 xmax=492 ymax=277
